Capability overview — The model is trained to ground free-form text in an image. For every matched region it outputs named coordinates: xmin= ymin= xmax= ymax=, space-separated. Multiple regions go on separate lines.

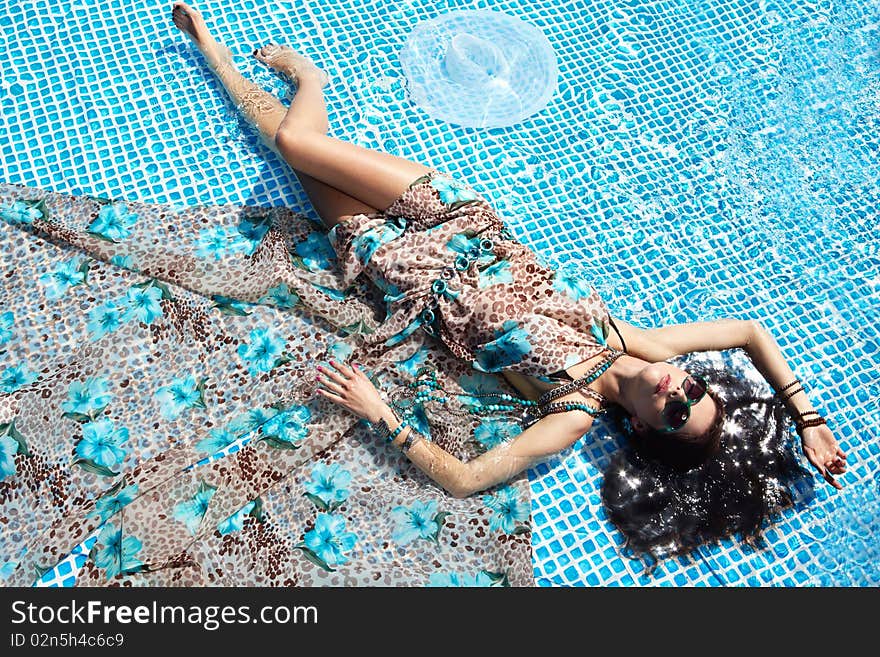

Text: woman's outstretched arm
xmin=613 ymin=316 xmax=823 ymax=418
xmin=315 ymin=360 xmax=594 ymax=498
xmin=388 ymin=406 xmax=591 ymax=498
xmin=610 ymin=316 xmax=848 ymax=488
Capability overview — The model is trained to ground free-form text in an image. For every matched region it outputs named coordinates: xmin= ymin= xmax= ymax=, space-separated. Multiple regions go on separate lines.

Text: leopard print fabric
xmin=0 ymin=181 xmax=532 ymax=587
xmin=330 ymin=169 xmax=615 ymax=381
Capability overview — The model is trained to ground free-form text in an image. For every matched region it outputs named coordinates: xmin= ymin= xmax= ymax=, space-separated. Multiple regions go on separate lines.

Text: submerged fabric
xmin=0 ymin=179 xmax=534 ymax=587
xmin=329 ymin=169 xmax=614 ymax=380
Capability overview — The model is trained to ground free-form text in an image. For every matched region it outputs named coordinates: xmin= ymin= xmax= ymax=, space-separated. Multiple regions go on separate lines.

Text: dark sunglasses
xmin=658 ymin=374 xmax=709 ymax=432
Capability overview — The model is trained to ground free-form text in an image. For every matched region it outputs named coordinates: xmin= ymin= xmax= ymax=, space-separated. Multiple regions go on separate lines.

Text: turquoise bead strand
xmin=392 ymin=350 xmax=621 ymax=427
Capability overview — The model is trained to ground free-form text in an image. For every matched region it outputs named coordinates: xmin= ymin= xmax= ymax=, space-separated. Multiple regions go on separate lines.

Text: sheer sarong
xmin=0 ymin=182 xmax=532 ymax=587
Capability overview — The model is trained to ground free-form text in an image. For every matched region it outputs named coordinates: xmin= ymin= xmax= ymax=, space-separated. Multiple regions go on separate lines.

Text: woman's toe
xmin=252 ymin=44 xmax=273 ymax=63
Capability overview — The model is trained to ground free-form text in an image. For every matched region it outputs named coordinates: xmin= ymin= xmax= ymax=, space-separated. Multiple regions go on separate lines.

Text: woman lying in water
xmin=173 ymin=2 xmax=847 ymax=558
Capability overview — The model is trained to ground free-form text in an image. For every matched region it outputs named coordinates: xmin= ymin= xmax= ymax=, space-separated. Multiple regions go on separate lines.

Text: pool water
xmin=1 ymin=0 xmax=878 ymax=586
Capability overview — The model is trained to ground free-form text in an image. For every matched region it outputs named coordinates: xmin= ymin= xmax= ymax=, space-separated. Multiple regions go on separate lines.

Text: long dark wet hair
xmin=600 ymin=352 xmax=816 ymax=567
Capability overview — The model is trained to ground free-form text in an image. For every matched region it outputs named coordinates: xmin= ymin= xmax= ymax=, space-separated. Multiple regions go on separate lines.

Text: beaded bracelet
xmin=387 ymin=418 xmax=410 ymax=443
xmin=776 ymin=378 xmax=802 ymax=394
xmin=795 ymin=416 xmax=827 ymax=434
xmin=780 ymin=385 xmax=805 ymax=402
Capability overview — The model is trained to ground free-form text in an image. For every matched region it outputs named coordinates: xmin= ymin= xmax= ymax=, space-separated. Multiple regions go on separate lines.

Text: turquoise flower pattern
xmin=298 ymin=513 xmax=358 ymax=571
xmin=472 ymin=320 xmax=533 ymax=372
xmin=1 ymin=199 xmax=44 ymax=224
xmin=457 ymin=371 xmax=511 ymax=414
xmin=196 ymin=225 xmax=253 ymax=260
xmin=474 ymin=418 xmax=523 ymax=450
xmin=304 ymin=463 xmax=352 ymax=512
xmin=397 ymin=345 xmax=430 ymax=377
xmin=211 ymin=294 xmax=255 ymax=316
xmin=458 ymin=371 xmax=509 ymax=397
xmin=87 ymin=203 xmax=139 ymax=242
xmin=374 ymin=271 xmax=402 ymax=300
xmin=227 ymin=406 xmax=279 ymax=434
xmin=590 ymin=318 xmax=609 ymax=346
xmin=74 ymin=418 xmax=129 ymax=472
xmin=237 ymin=327 xmax=291 ymax=375
xmin=0 ymin=365 xmax=38 ymax=394
xmin=310 ymin=283 xmax=348 ymax=301
xmin=403 ymin=402 xmax=432 ymax=439
xmin=236 ymin=215 xmax=272 ymax=254
xmin=478 ymin=259 xmax=514 ymax=288
xmin=123 ymin=285 xmax=164 ymax=324
xmin=61 ymin=377 xmax=112 ymax=419
xmin=351 ymin=231 xmax=383 ymax=269
xmin=93 ymin=523 xmax=144 ymax=579
xmin=261 ymin=404 xmax=311 ymax=449
xmin=195 ymin=426 xmax=240 ymax=455
xmin=0 ymin=419 xmax=28 ymax=475
xmin=326 ymin=341 xmax=354 ymax=363
xmin=350 ymin=218 xmax=407 ymax=270
xmin=62 ymin=379 xmax=130 ymax=477
xmin=110 ymin=254 xmax=134 ymax=270
xmin=155 ymin=375 xmax=207 ymax=420
xmin=87 ymin=299 xmax=126 ymax=340
xmin=430 ymin=175 xmax=480 ymax=205
xmin=0 ymin=558 xmax=19 ymax=580
xmin=483 ymin=486 xmax=530 ymax=534
xmin=428 ymin=570 xmax=508 ymax=587
xmin=39 ymin=259 xmax=88 ymax=299
xmin=445 ymin=232 xmax=496 ymax=268
xmin=90 ymin=483 xmax=139 ymax=522
xmin=0 ymin=310 xmax=14 ymax=345
xmin=258 ymin=283 xmax=301 ymax=309
xmin=295 ymin=232 xmax=337 ymax=271
xmin=216 ymin=500 xmax=257 ymax=536
xmin=173 ymin=481 xmax=217 ymax=535
xmin=0 ymin=435 xmax=18 ymax=480
xmin=391 ymin=500 xmax=450 ymax=545
xmin=552 ymin=267 xmax=594 ymax=301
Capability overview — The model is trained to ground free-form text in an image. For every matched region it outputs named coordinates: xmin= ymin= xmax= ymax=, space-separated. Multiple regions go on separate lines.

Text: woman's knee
xmin=274 ymin=128 xmax=311 ymax=162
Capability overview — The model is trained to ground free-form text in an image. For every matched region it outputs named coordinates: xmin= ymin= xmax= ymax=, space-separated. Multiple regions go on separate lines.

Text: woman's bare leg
xmin=274 ymin=85 xmax=434 ymax=211
xmin=171 ymin=2 xmax=375 ymax=230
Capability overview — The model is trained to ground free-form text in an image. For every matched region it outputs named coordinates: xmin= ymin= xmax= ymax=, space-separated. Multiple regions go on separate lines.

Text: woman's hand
xmin=315 ymin=360 xmax=387 ymax=423
xmin=800 ymin=424 xmax=847 ymax=490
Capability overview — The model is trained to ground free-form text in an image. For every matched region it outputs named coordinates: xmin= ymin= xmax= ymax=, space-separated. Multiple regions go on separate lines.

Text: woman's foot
xmin=253 ymin=44 xmax=330 ymax=87
xmin=171 ymin=2 xmax=232 ymax=70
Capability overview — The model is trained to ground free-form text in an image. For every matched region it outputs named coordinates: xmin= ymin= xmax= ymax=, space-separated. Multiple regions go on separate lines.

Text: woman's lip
xmin=656 ymin=374 xmax=670 ymax=394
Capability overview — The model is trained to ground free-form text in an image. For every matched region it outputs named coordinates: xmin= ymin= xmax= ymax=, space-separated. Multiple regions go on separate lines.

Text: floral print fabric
xmin=329 ymin=170 xmax=614 ymax=381
xmin=0 ymin=179 xmax=533 ymax=587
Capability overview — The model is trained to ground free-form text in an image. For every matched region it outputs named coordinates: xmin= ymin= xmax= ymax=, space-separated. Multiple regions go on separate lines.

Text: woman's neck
xmin=591 ymin=353 xmax=648 ymax=416
xmin=505 ymin=352 xmax=651 ymax=412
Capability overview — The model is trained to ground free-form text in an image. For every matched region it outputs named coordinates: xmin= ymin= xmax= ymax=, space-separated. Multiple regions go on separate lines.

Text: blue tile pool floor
xmin=1 ymin=0 xmax=878 ymax=585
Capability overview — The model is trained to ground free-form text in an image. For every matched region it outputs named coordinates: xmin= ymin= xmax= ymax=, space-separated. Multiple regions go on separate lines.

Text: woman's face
xmin=627 ymin=362 xmax=718 ymax=438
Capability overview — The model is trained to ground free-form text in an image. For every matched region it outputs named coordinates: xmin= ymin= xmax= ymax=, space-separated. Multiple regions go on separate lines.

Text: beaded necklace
xmin=388 ymin=347 xmax=625 ymax=430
